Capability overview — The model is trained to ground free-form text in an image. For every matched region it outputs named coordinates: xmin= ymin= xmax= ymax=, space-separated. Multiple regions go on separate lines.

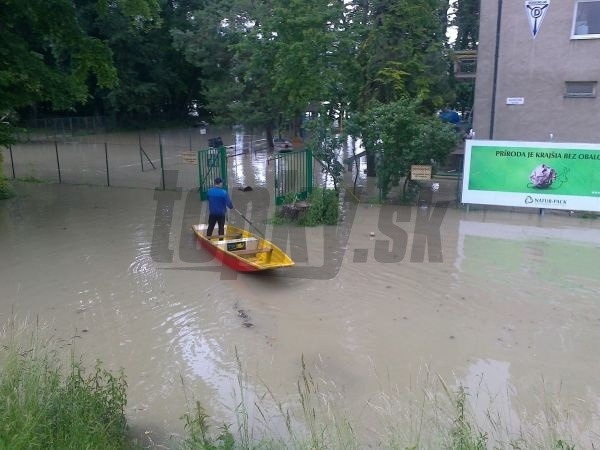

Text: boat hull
xmin=192 ymin=224 xmax=294 ymax=272
xmin=197 ymin=238 xmax=265 ymax=272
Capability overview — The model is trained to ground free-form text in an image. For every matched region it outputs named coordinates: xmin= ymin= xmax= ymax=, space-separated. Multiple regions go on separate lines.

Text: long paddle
xmin=234 ymin=208 xmax=265 ymax=238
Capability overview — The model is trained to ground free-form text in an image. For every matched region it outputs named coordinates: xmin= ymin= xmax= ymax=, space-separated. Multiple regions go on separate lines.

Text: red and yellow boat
xmin=192 ymin=224 xmax=294 ymax=272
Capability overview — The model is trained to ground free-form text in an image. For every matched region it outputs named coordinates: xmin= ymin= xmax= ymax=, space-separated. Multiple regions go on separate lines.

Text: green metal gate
xmin=274 ymin=149 xmax=313 ymax=205
xmin=198 ymin=146 xmax=228 ymax=200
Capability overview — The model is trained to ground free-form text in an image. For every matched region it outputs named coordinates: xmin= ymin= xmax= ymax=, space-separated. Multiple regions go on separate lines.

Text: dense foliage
xmin=1 ymin=0 xmax=472 ymax=190
xmin=356 ymin=0 xmax=453 ymax=111
xmin=0 ymin=339 xmax=128 ymax=449
xmin=300 ymin=188 xmax=340 ymax=226
xmin=347 ymin=98 xmax=459 ymax=199
xmin=306 ymin=114 xmax=345 ymax=192
xmin=450 ymin=0 xmax=480 ymax=51
xmin=448 ymin=0 xmax=479 ymax=118
xmin=1 ymin=0 xmax=467 ymax=141
xmin=0 ymin=0 xmax=159 ymax=143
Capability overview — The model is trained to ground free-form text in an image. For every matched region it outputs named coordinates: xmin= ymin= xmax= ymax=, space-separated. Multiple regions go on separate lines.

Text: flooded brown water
xmin=2 ymin=148 xmax=600 ymax=446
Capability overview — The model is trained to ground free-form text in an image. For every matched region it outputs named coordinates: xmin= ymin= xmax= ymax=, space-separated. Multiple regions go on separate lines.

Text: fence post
xmin=9 ymin=145 xmax=15 ymax=179
xmin=105 ymin=143 xmax=110 ymax=187
xmin=159 ymin=134 xmax=165 ymax=190
xmin=219 ymin=146 xmax=227 ymax=189
xmin=189 ymin=133 xmax=192 ymax=152
xmin=306 ymin=148 xmax=313 ymax=195
xmin=54 ymin=141 xmax=62 ymax=183
xmin=138 ymin=133 xmax=144 ymax=172
xmin=456 ymin=169 xmax=462 ymax=204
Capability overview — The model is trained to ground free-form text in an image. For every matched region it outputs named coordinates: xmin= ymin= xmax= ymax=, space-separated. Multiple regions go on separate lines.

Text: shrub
xmin=0 ymin=333 xmax=128 ymax=449
xmin=299 ymin=188 xmax=340 ymax=226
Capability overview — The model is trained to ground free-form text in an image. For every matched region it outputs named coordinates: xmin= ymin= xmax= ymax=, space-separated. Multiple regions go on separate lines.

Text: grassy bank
xmin=179 ymin=356 xmax=586 ymax=450
xmin=0 ymin=324 xmax=128 ymax=449
xmin=0 ymin=326 xmax=589 ymax=449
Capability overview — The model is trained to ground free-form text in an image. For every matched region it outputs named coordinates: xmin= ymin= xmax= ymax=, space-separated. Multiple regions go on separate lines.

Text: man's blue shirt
xmin=207 ymin=187 xmax=233 ymax=216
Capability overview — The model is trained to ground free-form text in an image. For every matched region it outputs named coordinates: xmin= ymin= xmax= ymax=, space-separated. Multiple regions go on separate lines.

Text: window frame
xmin=571 ymin=0 xmax=600 ymax=39
xmin=564 ymin=81 xmax=597 ymax=98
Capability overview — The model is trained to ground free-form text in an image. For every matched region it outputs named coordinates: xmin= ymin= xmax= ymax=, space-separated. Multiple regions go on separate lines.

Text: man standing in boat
xmin=207 ymin=177 xmax=234 ymax=239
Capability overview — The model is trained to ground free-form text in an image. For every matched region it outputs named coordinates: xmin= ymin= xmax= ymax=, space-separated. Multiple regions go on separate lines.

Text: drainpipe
xmin=490 ymin=0 xmax=503 ymax=139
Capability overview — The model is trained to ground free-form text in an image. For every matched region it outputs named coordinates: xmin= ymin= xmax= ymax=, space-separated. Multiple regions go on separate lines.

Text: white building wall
xmin=473 ymin=0 xmax=600 ymax=143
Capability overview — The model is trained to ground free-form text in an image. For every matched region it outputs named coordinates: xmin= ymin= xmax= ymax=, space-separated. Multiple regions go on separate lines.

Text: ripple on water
xmin=151 ymin=286 xmax=246 ymax=411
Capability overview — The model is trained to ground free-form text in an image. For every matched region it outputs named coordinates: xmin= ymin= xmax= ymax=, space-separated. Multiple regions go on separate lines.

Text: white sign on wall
xmin=525 ymin=0 xmax=550 ymax=38
xmin=506 ymin=97 xmax=525 ymax=105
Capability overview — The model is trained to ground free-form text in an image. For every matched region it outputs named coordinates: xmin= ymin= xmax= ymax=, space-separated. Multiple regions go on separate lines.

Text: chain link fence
xmin=1 ymin=126 xmax=462 ymax=205
xmin=1 ymin=127 xmax=271 ymax=192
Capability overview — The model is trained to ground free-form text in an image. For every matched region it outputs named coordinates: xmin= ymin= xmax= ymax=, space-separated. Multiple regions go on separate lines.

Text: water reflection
xmin=461 ymin=359 xmax=519 ymax=438
xmin=231 ymin=154 xmax=245 ymax=187
xmin=217 ymin=129 xmax=371 ymax=192
xmin=455 ymin=219 xmax=600 ymax=292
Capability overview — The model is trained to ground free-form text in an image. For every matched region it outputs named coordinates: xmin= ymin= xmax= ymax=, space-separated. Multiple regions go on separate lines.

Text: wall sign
xmin=506 ymin=97 xmax=525 ymax=105
xmin=525 ymin=0 xmax=550 ymax=38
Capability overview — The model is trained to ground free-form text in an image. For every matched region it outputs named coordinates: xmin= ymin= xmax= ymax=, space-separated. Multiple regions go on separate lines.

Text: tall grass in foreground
xmin=0 ymin=322 xmax=128 ymax=449
xmin=180 ymin=354 xmax=592 ymax=449
xmin=0 ymin=323 xmax=593 ymax=449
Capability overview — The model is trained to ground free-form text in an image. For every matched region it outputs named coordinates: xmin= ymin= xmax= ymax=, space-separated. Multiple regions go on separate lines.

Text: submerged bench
xmin=207 ymin=234 xmax=243 ymax=240
xmin=233 ymin=247 xmax=273 ymax=256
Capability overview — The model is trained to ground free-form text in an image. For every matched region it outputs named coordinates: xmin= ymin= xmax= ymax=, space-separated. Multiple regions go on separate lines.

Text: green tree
xmin=352 ymin=0 xmax=452 ymax=176
xmin=450 ymin=0 xmax=479 ymax=50
xmin=77 ymin=0 xmax=201 ymax=124
xmin=172 ymin=0 xmax=266 ymax=126
xmin=306 ymin=113 xmax=345 ymax=192
xmin=448 ymin=0 xmax=479 ymax=120
xmin=0 ymin=0 xmax=159 ymax=143
xmin=174 ymin=0 xmax=345 ymax=146
xmin=346 ymin=98 xmax=458 ymax=200
xmin=0 ymin=0 xmax=115 ymax=143
xmin=357 ymin=0 xmax=452 ymax=110
xmin=263 ymin=0 xmax=344 ymax=137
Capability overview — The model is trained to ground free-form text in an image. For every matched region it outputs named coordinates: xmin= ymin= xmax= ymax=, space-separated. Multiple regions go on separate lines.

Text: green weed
xmin=0 ymin=323 xmax=128 ymax=449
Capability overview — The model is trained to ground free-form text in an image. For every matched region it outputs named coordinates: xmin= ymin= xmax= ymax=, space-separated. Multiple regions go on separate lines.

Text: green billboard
xmin=462 ymin=140 xmax=600 ymax=211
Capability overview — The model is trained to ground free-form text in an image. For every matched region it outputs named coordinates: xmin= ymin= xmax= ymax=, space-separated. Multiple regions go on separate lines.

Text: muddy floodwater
xmin=2 ymin=179 xmax=600 ymax=446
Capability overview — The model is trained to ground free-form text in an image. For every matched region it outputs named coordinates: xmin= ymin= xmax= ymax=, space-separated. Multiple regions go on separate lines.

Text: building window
xmin=458 ymin=59 xmax=477 ymax=74
xmin=572 ymin=0 xmax=600 ymax=38
xmin=564 ymin=81 xmax=597 ymax=98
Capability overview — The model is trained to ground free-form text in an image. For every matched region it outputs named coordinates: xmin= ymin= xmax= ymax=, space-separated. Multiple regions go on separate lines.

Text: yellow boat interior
xmin=192 ymin=224 xmax=294 ymax=269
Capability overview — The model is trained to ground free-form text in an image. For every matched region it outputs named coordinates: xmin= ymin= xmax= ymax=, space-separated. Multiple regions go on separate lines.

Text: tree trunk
xmin=366 ymin=151 xmax=376 ymax=177
xmin=266 ymin=125 xmax=274 ymax=151
xmin=293 ymin=112 xmax=303 ymax=140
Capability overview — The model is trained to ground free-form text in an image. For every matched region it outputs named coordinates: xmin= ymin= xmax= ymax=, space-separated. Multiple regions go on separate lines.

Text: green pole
xmin=306 ymin=149 xmax=313 ymax=195
xmin=219 ymin=146 xmax=227 ymax=190
xmin=198 ymin=149 xmax=203 ymax=200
